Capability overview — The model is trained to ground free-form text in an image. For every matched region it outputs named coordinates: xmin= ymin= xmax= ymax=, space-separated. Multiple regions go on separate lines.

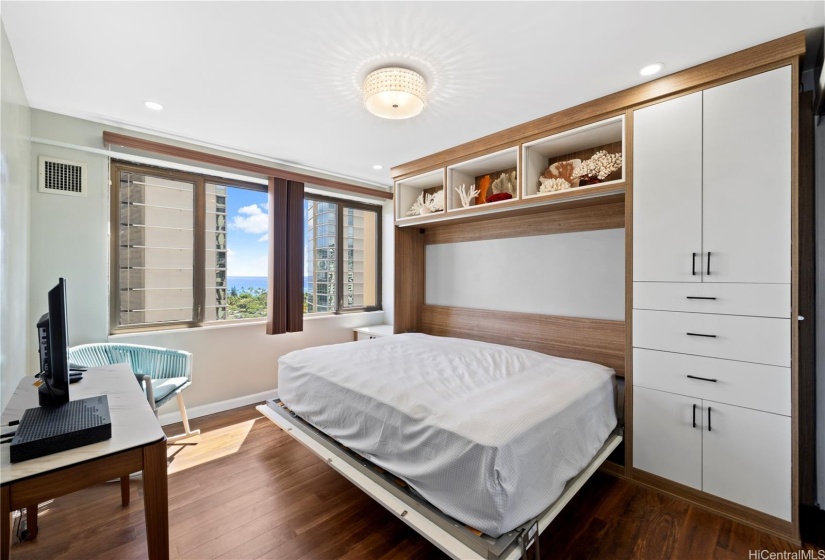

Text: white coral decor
xmin=572 ymin=150 xmax=623 ymax=181
xmin=429 ymin=189 xmax=445 ymax=212
xmin=454 ymin=183 xmax=479 ymax=208
xmin=539 ymin=177 xmax=571 ymax=193
xmin=407 ymin=189 xmax=445 ymax=216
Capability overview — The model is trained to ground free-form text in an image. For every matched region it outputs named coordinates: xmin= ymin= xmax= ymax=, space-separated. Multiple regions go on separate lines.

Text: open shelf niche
xmin=522 ymin=116 xmax=624 ymax=199
xmin=395 ymin=168 xmax=447 ymax=222
xmin=447 ymin=147 xmax=519 ymax=212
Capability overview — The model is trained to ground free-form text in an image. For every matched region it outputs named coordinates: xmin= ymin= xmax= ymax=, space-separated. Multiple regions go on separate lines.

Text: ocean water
xmin=227 ymin=276 xmax=311 ymax=293
xmin=227 ymin=276 xmax=268 ymax=292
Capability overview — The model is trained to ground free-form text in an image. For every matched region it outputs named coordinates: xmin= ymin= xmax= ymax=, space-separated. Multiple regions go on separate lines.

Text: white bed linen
xmin=277 ymin=333 xmax=616 ymax=537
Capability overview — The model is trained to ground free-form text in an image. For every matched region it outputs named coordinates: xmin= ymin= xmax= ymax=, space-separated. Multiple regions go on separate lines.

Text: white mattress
xmin=277 ymin=333 xmax=617 ymax=537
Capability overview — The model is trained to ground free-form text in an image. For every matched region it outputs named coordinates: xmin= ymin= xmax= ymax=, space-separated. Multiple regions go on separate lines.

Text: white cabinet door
xmin=702 ymin=67 xmax=792 ymax=284
xmin=633 ymin=386 xmax=702 ymax=490
xmin=702 ymin=401 xmax=791 ymax=520
xmin=633 ymin=92 xmax=703 ymax=282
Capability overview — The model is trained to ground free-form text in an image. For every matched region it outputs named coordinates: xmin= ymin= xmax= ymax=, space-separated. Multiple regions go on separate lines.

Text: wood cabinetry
xmin=631 ymin=66 xmax=794 ymax=531
xmin=395 ymin=117 xmax=625 ymax=226
xmin=633 ymin=67 xmax=791 ymax=284
xmin=391 ymin=31 xmax=808 ymax=544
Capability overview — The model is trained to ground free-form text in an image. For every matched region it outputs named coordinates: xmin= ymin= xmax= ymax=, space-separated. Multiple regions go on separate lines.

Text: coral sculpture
xmin=542 ymin=159 xmax=581 ymax=187
xmin=539 ymin=177 xmax=571 ymax=193
xmin=429 ymin=189 xmax=445 ymax=212
xmin=486 ymin=192 xmax=513 ymax=203
xmin=477 ymin=175 xmax=491 ymax=204
xmin=491 ymin=171 xmax=517 ymax=197
xmin=572 ymin=151 xmax=622 ymax=184
xmin=455 ymin=183 xmax=480 ymax=208
xmin=407 ymin=190 xmax=445 ymax=216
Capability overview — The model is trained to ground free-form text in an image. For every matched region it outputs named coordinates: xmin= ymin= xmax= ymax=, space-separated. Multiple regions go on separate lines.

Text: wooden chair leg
xmin=121 ymin=476 xmax=130 ymax=506
xmin=166 ymin=393 xmax=200 ymax=443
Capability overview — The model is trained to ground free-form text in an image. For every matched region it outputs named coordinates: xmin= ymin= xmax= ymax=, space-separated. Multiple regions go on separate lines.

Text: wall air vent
xmin=38 ymin=156 xmax=87 ymax=197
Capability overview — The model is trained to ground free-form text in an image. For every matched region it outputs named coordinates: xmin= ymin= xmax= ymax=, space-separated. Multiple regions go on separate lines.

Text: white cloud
xmin=258 ymin=234 xmax=268 ymax=243
xmin=226 ymin=246 xmax=267 ymax=277
xmin=231 ymin=204 xmax=268 ymax=234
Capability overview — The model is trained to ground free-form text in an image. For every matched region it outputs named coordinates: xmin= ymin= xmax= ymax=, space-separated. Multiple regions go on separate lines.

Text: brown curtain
xmin=266 ymin=178 xmax=304 ymax=334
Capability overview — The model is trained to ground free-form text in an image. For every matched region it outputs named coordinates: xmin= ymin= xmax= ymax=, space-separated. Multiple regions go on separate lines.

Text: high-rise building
xmin=304 ymin=200 xmax=337 ymax=313
xmin=304 ymin=200 xmax=377 ymax=313
xmin=118 ymin=171 xmax=227 ymax=325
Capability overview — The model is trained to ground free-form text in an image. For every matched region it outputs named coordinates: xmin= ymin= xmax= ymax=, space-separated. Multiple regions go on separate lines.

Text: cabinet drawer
xmin=633 ymin=310 xmax=790 ymax=367
xmin=633 ymin=282 xmax=790 ymax=318
xmin=633 ymin=348 xmax=790 ymax=415
xmin=356 ymin=332 xmax=378 ymax=341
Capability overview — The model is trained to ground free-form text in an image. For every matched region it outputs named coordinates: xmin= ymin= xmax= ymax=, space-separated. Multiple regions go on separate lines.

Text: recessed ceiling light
xmin=640 ymin=63 xmax=664 ymax=77
xmin=144 ymin=101 xmax=164 ymax=111
xmin=373 ymin=164 xmax=383 ymax=170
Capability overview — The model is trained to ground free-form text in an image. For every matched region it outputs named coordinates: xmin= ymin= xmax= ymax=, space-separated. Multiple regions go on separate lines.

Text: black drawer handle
xmin=692 ymin=404 xmax=697 ymax=428
xmin=692 ymin=253 xmax=697 ymax=276
xmin=706 ymin=252 xmax=712 ymax=276
xmin=708 ymin=407 xmax=712 ymax=432
xmin=687 ymin=374 xmax=718 ymax=383
xmin=686 ymin=332 xmax=717 ymax=338
xmin=686 ymin=296 xmax=717 ymax=300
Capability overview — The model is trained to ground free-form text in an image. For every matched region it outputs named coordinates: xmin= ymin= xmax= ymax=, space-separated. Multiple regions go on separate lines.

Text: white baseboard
xmin=158 ymin=388 xmax=279 ymax=426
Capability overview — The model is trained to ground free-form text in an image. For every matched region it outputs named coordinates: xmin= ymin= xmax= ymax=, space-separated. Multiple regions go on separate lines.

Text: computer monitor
xmin=37 ymin=278 xmax=70 ymax=407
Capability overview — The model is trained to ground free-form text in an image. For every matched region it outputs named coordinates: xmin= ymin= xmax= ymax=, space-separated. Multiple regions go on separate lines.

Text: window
xmin=111 ymin=161 xmax=268 ymax=331
xmin=303 ymin=195 xmax=381 ymax=314
xmin=111 ymin=162 xmax=382 ymax=332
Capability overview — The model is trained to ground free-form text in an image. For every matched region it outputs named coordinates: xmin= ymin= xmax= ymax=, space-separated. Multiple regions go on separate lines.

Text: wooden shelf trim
xmin=102 ymin=131 xmax=393 ymax=200
xmin=391 ymin=31 xmax=805 ymax=179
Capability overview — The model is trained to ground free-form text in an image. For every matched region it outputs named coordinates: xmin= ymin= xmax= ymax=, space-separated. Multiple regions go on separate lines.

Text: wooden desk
xmin=0 ymin=364 xmax=168 ymax=560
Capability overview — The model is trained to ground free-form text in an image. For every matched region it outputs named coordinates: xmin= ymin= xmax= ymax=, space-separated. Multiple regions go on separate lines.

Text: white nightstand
xmin=353 ymin=324 xmax=394 ymax=341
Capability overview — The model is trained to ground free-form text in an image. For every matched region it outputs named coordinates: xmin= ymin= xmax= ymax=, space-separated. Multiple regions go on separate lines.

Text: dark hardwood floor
xmin=9 ymin=405 xmax=822 ymax=559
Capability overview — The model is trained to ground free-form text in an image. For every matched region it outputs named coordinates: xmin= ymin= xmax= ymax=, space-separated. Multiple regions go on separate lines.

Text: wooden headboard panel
xmin=420 ymin=305 xmax=625 ymax=376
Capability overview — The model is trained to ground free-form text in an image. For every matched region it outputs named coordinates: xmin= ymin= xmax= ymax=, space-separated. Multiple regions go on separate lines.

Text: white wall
xmin=28 ymin=109 xmax=393 ymax=416
xmin=0 ymin=20 xmax=31 ymax=409
xmin=426 ymin=229 xmax=625 ymax=321
xmin=815 ymin=117 xmax=825 ymax=508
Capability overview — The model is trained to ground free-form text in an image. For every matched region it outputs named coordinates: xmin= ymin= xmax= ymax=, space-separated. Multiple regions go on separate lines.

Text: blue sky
xmin=225 ymin=187 xmax=269 ymax=277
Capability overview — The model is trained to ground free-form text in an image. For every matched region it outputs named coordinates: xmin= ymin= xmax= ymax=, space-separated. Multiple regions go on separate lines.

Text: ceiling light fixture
xmin=144 ymin=101 xmax=164 ymax=111
xmin=639 ymin=63 xmax=664 ymax=77
xmin=363 ymin=67 xmax=427 ymax=119
xmin=373 ymin=164 xmax=383 ymax=170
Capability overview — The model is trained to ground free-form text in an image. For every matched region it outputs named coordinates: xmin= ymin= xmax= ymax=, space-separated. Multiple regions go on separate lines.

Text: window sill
xmin=109 ymin=310 xmax=385 ymax=339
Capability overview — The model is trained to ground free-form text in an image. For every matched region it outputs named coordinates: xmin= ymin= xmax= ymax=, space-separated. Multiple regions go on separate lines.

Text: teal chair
xmin=68 ymin=343 xmax=200 ymax=442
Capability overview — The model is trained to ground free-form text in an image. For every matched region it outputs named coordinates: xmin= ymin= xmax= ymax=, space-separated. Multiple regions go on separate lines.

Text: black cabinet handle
xmin=686 ymin=296 xmax=717 ymax=300
xmin=706 ymin=252 xmax=712 ymax=275
xmin=708 ymin=407 xmax=712 ymax=432
xmin=692 ymin=253 xmax=697 ymax=276
xmin=692 ymin=404 xmax=697 ymax=428
xmin=687 ymin=374 xmax=718 ymax=383
xmin=686 ymin=332 xmax=717 ymax=338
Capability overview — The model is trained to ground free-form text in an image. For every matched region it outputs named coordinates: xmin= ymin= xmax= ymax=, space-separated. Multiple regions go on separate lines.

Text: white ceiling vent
xmin=38 ymin=156 xmax=87 ymax=197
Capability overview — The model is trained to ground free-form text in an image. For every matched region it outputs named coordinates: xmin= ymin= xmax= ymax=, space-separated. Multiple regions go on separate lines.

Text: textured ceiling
xmin=2 ymin=1 xmax=823 ymax=186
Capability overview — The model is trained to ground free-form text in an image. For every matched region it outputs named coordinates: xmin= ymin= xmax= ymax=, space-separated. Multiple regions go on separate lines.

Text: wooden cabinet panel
xmin=633 ymin=386 xmax=703 ymax=490
xmin=702 ymin=67 xmax=792 ymax=284
xmin=702 ymin=401 xmax=791 ymax=520
xmin=633 ymin=92 xmax=703 ymax=282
